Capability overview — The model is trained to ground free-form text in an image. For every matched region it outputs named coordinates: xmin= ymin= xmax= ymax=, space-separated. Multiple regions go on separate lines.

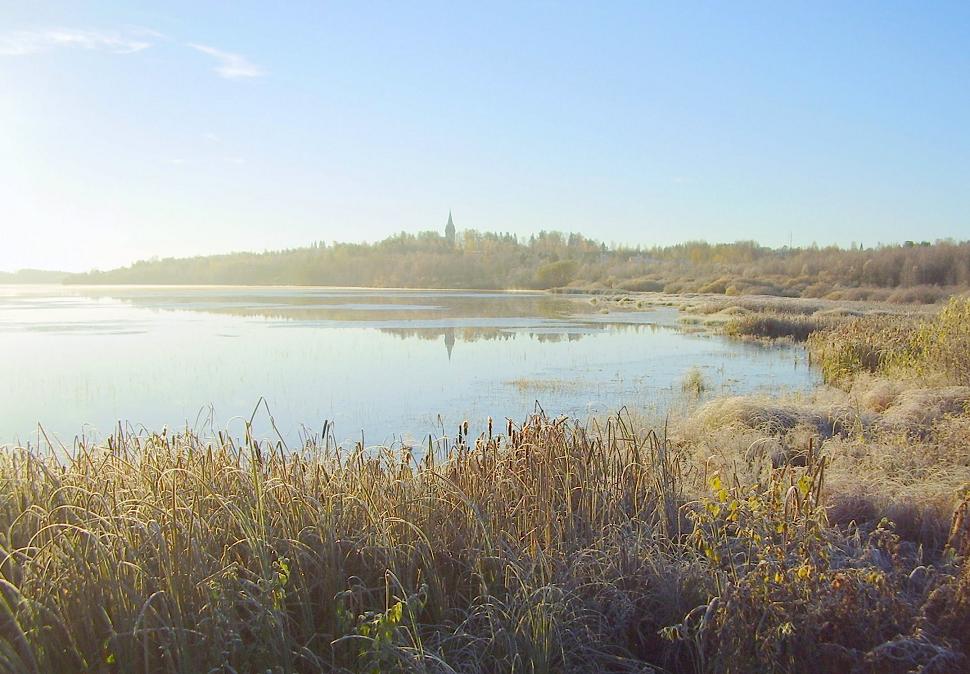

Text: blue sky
xmin=1 ymin=1 xmax=968 ymax=272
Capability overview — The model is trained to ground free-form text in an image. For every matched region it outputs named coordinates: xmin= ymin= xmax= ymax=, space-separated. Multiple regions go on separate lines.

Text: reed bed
xmin=1 ymin=404 xmax=969 ymax=673
xmin=808 ymin=297 xmax=970 ymax=386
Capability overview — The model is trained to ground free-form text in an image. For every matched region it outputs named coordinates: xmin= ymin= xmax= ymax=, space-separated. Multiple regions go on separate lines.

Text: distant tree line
xmin=0 ymin=269 xmax=70 ymax=284
xmin=65 ymin=231 xmax=970 ymax=302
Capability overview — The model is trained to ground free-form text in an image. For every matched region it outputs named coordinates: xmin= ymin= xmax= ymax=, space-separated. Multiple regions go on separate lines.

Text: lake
xmin=0 ymin=285 xmax=818 ymax=449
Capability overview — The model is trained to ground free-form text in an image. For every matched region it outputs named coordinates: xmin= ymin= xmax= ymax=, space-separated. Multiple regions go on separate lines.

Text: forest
xmin=66 ymin=231 xmax=970 ymax=303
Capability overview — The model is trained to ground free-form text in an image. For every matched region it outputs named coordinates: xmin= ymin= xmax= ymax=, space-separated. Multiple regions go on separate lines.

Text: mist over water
xmin=0 ymin=286 xmax=818 ymax=448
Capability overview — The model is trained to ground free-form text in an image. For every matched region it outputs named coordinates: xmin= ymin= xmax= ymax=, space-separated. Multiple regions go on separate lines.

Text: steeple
xmin=445 ymin=210 xmax=456 ymax=244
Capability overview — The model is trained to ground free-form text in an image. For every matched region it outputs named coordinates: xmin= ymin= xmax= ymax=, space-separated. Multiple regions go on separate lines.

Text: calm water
xmin=0 ymin=285 xmax=818 ymax=448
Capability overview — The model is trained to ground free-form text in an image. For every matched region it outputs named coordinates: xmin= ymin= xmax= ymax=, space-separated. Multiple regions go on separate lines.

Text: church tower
xmin=445 ymin=210 xmax=456 ymax=244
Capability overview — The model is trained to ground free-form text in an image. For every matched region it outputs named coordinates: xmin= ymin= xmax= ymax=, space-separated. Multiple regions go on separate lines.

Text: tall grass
xmin=809 ymin=297 xmax=970 ymax=385
xmin=0 ymin=407 xmax=968 ymax=672
xmin=681 ymin=367 xmax=707 ymax=396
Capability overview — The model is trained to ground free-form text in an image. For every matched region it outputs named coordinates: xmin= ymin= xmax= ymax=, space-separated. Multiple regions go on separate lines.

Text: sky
xmin=1 ymin=2 xmax=969 ymax=272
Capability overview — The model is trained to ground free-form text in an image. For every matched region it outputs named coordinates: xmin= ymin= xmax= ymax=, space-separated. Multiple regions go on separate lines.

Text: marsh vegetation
xmin=0 ymin=298 xmax=968 ymax=672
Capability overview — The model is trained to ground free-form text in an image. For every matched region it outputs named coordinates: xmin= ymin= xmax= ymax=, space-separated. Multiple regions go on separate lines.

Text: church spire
xmin=445 ymin=210 xmax=456 ymax=244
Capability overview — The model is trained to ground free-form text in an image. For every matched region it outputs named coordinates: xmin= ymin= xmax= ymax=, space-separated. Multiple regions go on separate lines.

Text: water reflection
xmin=2 ymin=286 xmax=674 ymax=357
xmin=444 ymin=329 xmax=455 ymax=360
xmin=378 ymin=324 xmax=666 ymax=359
xmin=74 ymin=286 xmax=591 ymax=322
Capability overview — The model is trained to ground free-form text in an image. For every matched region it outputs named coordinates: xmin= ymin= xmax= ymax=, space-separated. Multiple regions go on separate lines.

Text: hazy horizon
xmin=3 ymin=2 xmax=969 ymax=273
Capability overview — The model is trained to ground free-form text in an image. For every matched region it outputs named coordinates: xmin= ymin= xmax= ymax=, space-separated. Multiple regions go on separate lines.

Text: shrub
xmin=825 ymin=287 xmax=892 ymax=302
xmin=617 ymin=277 xmax=664 ymax=292
xmin=887 ymin=284 xmax=948 ymax=304
xmin=667 ymin=463 xmax=947 ymax=673
xmin=699 ymin=277 xmax=732 ymax=294
xmin=801 ymin=282 xmax=833 ymax=298
xmin=534 ymin=259 xmax=580 ymax=288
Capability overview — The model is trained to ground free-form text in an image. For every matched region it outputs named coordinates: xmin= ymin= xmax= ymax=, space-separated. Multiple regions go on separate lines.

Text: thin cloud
xmin=0 ymin=28 xmax=152 ymax=56
xmin=122 ymin=26 xmax=169 ymax=41
xmin=188 ymin=43 xmax=265 ymax=80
